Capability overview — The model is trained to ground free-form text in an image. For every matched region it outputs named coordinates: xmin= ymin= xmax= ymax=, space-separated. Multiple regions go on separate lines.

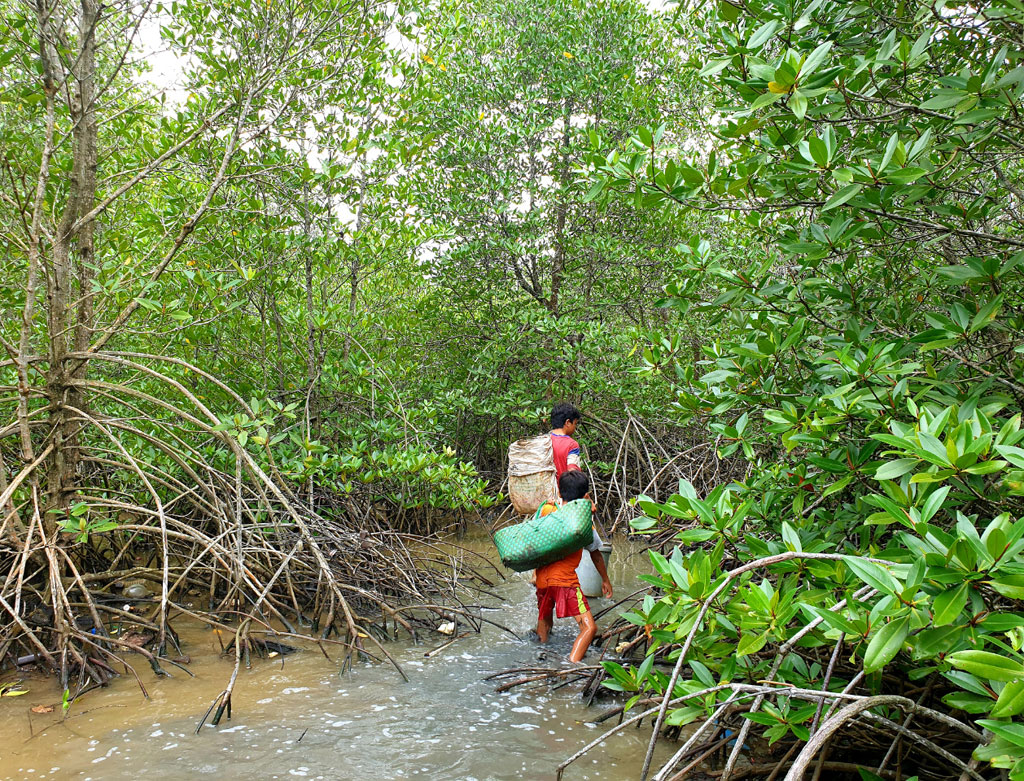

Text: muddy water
xmin=0 ymin=539 xmax=674 ymax=780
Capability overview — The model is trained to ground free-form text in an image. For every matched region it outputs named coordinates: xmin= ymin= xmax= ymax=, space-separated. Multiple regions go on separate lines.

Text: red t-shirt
xmin=550 ymin=433 xmax=581 ymax=479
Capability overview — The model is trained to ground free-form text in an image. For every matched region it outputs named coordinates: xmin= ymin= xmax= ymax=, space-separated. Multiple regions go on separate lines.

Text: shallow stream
xmin=0 ymin=539 xmax=674 ymax=780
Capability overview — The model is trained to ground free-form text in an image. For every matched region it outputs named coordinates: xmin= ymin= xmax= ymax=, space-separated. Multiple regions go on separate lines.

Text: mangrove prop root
xmin=550 ymin=682 xmax=983 ymax=781
xmin=1 ymin=351 xmax=495 ymax=699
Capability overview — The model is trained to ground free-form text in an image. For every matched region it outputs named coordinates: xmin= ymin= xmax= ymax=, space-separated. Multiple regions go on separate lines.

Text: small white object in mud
xmin=124 ymin=583 xmax=150 ymax=599
xmin=436 ymin=622 xmax=456 ymax=635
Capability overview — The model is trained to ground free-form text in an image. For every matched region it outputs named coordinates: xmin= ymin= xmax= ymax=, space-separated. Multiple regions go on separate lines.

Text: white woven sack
xmin=508 ymin=434 xmax=554 ymax=476
xmin=507 ymin=434 xmax=557 ymax=515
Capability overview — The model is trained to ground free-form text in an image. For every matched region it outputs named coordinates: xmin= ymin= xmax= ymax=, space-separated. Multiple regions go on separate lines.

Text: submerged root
xmin=486 ymin=665 xmax=603 ymax=695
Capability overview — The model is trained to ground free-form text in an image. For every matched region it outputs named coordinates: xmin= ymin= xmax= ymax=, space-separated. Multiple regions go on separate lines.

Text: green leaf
xmin=920 ymin=91 xmax=964 ymax=110
xmin=746 ymin=20 xmax=779 ymax=50
xmin=908 ymin=128 xmax=932 ymax=161
xmin=678 ymin=528 xmax=717 ymax=542
xmin=962 ymin=460 xmax=1006 ymax=475
xmin=969 ymin=295 xmax=1003 ymax=334
xmin=743 ymin=711 xmax=780 ymax=726
xmin=822 ymin=474 xmax=853 ymax=497
xmin=665 ymin=706 xmax=703 ymax=726
xmin=943 ymin=691 xmax=994 ymax=714
xmin=995 ymin=445 xmax=1024 ymax=469
xmin=932 ymin=582 xmax=968 ymax=626
xmin=992 ymin=680 xmax=1024 ymax=718
xmin=789 ymin=92 xmax=807 ymax=120
xmin=700 ymin=58 xmax=733 ymax=77
xmin=630 ymin=516 xmax=658 ymax=531
xmin=990 ymin=575 xmax=1024 ymax=600
xmin=914 ymin=625 xmax=963 ymax=657
xmin=875 ymin=459 xmax=918 ymax=481
xmin=996 ymin=67 xmax=1024 ymax=88
xmin=582 ymin=180 xmax=605 ymax=203
xmin=750 ymin=91 xmax=784 ymax=110
xmin=918 ymin=432 xmax=951 ymax=466
xmin=844 ymin=556 xmax=901 ymax=595
xmin=864 ymin=615 xmax=909 ymax=673
xmin=920 ymin=486 xmax=951 ymax=523
xmin=981 ymin=614 xmax=1024 ymax=632
xmin=948 ymin=651 xmax=1024 ymax=682
xmin=737 ymin=630 xmax=770 ymax=657
xmin=805 ymin=605 xmax=861 ymax=636
xmin=800 ymin=40 xmax=833 ymax=77
xmin=884 ymin=167 xmax=928 ymax=184
xmin=977 ymin=720 xmax=1024 ymax=749
xmin=822 ymin=184 xmax=863 ymax=211
xmin=689 ymin=660 xmax=716 ymax=687
xmin=782 ymin=521 xmax=802 ymax=551
xmin=718 ymin=0 xmax=740 ymax=22
xmin=807 ymin=136 xmax=829 ymax=167
xmin=879 ymin=132 xmax=899 ymax=174
xmin=774 ymin=62 xmax=797 ymax=87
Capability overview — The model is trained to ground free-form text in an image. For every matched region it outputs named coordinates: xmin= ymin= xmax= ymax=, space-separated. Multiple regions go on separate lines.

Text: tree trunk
xmin=344 ymin=175 xmax=368 ymax=362
xmin=548 ymin=98 xmax=573 ymax=319
xmin=43 ymin=0 xmax=100 ymax=524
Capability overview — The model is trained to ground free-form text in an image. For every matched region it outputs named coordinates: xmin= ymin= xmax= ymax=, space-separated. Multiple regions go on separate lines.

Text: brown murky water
xmin=0 ymin=538 xmax=674 ymax=780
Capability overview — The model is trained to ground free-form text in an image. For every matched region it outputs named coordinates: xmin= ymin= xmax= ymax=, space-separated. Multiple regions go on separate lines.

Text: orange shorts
xmin=537 ymin=585 xmax=589 ymax=620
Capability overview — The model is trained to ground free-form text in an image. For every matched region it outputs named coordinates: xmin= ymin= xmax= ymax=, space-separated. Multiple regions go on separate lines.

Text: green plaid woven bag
xmin=493 ymin=499 xmax=593 ymax=572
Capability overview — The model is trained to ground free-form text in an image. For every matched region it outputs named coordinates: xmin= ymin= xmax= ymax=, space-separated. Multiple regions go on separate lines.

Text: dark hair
xmin=558 ymin=469 xmax=589 ymax=502
xmin=551 ymin=402 xmax=582 ymax=429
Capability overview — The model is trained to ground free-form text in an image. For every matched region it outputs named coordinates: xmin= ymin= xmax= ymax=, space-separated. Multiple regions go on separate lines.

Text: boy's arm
xmin=566 ymin=440 xmax=582 ymax=471
xmin=590 ymin=550 xmax=613 ymax=598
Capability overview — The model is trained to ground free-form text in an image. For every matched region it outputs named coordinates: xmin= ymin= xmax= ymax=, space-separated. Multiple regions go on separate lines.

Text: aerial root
xmin=1 ymin=352 xmax=494 ymax=707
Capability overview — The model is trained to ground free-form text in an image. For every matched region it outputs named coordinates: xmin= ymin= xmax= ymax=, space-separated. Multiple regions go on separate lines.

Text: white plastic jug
xmin=576 ymin=541 xmax=612 ymax=597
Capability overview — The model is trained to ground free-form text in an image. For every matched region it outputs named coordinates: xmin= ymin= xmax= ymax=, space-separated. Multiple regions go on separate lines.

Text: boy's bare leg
xmin=537 ymin=611 xmax=553 ymax=643
xmin=569 ymin=611 xmax=597 ymax=662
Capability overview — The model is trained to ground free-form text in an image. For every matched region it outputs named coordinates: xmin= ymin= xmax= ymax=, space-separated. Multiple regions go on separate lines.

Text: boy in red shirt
xmin=549 ymin=402 xmax=583 ymax=479
xmin=535 ymin=470 xmax=613 ymax=662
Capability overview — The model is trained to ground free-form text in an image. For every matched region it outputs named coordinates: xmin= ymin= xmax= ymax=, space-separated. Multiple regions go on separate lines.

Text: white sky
xmin=133 ymin=0 xmax=675 ymax=233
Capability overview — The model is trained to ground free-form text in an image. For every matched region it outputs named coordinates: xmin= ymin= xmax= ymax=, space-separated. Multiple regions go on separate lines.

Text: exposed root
xmin=0 ymin=351 xmax=493 ymax=698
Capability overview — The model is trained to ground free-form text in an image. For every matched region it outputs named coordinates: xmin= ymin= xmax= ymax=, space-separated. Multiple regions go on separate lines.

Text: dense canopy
xmin=2 ymin=0 xmax=1024 ymax=777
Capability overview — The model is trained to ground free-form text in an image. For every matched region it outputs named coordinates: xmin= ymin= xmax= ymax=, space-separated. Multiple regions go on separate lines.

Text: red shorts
xmin=537 ymin=585 xmax=590 ymax=620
